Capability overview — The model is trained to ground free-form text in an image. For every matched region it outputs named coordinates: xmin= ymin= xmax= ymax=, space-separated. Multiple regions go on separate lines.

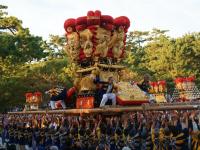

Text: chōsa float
xmin=64 ymin=10 xmax=149 ymax=107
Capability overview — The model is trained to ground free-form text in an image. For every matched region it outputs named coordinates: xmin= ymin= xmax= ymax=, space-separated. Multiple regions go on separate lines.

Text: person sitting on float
xmin=99 ymin=76 xmax=118 ymax=107
xmin=137 ymin=74 xmax=151 ymax=94
xmin=46 ymin=85 xmax=77 ymax=110
xmin=137 ymin=74 xmax=156 ymax=103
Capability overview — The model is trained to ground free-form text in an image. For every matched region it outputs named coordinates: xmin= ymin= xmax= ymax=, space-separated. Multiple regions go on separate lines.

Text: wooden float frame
xmin=7 ymin=102 xmax=200 ymax=115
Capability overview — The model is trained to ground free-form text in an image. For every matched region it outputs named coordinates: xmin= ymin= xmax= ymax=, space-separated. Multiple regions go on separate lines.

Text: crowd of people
xmin=1 ymin=110 xmax=200 ymax=150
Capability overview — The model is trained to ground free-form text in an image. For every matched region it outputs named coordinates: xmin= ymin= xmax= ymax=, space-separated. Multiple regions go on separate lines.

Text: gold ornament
xmin=65 ymin=31 xmax=80 ymax=62
xmin=79 ymin=29 xmax=93 ymax=57
xmin=109 ymin=27 xmax=125 ymax=59
xmin=95 ymin=27 xmax=111 ymax=58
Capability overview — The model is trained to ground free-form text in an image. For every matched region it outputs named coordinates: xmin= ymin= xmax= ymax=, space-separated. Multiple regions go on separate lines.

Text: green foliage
xmin=0 ymin=58 xmax=72 ymax=112
xmin=0 ymin=33 xmax=46 ymax=64
xmin=0 ymin=5 xmax=47 ymax=65
xmin=0 ymin=9 xmax=46 ymax=101
xmin=45 ymin=35 xmax=66 ymax=59
xmin=125 ymin=29 xmax=200 ymax=87
xmin=124 ymin=30 xmax=153 ymax=80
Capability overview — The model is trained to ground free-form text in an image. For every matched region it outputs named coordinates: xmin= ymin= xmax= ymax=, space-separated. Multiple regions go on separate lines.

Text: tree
xmin=144 ymin=33 xmax=174 ymax=80
xmin=45 ymin=35 xmax=66 ymax=59
xmin=0 ymin=5 xmax=48 ymax=111
xmin=124 ymin=31 xmax=152 ymax=80
xmin=144 ymin=31 xmax=200 ymax=83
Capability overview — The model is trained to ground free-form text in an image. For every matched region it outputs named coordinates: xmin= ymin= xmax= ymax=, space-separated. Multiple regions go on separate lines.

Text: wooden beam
xmin=7 ymin=103 xmax=200 ymax=115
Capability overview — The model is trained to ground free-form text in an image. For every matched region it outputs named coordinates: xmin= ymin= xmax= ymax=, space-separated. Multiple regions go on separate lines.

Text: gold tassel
xmin=96 ymin=127 xmax=101 ymax=140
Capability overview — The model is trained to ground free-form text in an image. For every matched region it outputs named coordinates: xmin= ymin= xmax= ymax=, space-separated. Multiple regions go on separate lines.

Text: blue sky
xmin=1 ymin=0 xmax=200 ymax=40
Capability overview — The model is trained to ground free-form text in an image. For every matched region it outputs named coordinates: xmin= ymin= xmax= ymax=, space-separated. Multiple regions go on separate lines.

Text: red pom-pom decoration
xmin=76 ymin=16 xmax=87 ymax=31
xmin=101 ymin=15 xmax=113 ymax=24
xmin=102 ymin=24 xmax=114 ymax=31
xmin=100 ymin=15 xmax=114 ymax=31
xmin=114 ymin=16 xmax=130 ymax=32
xmin=76 ymin=16 xmax=87 ymax=25
xmin=64 ymin=18 xmax=76 ymax=32
xmin=87 ymin=11 xmax=94 ymax=17
xmin=76 ymin=25 xmax=87 ymax=31
xmin=87 ymin=10 xmax=101 ymax=26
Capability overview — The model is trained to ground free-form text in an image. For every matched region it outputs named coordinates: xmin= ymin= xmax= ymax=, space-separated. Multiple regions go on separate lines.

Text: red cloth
xmin=67 ymin=87 xmax=76 ymax=98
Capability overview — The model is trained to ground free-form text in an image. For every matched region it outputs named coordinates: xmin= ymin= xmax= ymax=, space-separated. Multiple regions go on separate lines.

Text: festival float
xmin=25 ymin=92 xmax=42 ymax=110
xmin=172 ymin=76 xmax=200 ymax=102
xmin=149 ymin=80 xmax=167 ymax=103
xmin=11 ymin=10 xmax=200 ymax=114
xmin=63 ymin=10 xmax=149 ymax=108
